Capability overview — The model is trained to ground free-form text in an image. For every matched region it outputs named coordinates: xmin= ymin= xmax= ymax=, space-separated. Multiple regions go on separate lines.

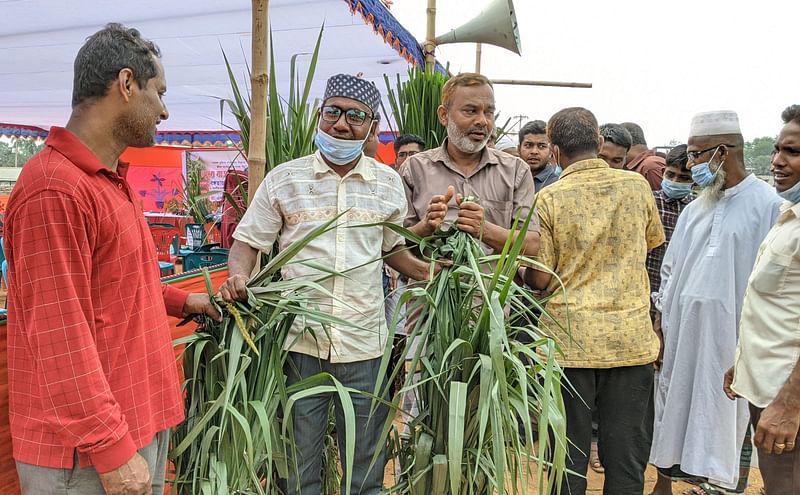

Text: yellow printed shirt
xmin=536 ymin=159 xmax=665 ymax=368
xmin=233 ymin=152 xmax=406 ymax=363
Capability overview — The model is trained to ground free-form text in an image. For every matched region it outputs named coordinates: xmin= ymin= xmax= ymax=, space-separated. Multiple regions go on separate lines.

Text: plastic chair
xmin=197 ymin=243 xmax=221 ymax=252
xmin=183 ymin=251 xmax=228 ymax=272
xmin=150 ymin=225 xmax=179 ymax=276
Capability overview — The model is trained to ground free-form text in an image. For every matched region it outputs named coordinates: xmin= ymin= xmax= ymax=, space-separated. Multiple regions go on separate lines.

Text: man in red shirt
xmin=621 ymin=121 xmax=666 ymax=191
xmin=6 ymin=24 xmax=220 ymax=495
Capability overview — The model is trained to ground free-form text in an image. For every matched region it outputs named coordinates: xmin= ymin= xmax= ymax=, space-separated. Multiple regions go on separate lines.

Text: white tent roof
xmin=0 ymin=0 xmax=422 ymax=131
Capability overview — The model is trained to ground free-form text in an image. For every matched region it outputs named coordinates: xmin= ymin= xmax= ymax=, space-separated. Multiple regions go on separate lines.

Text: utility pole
xmin=511 ymin=114 xmax=528 ymax=133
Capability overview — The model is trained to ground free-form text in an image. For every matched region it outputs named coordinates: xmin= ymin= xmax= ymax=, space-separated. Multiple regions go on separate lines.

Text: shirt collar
xmin=559 ymin=158 xmax=608 ymax=179
xmin=429 ymin=138 xmax=499 ymax=177
xmin=625 ymin=149 xmax=653 ymax=171
xmin=312 ymin=150 xmax=376 ymax=181
xmin=46 ymin=127 xmax=129 ymax=178
xmin=535 ymin=163 xmax=556 ymax=179
xmin=779 ymin=200 xmax=800 ymax=221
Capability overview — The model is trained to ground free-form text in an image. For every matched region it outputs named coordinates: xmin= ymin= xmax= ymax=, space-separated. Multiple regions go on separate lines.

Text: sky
xmin=386 ymin=0 xmax=799 ymax=146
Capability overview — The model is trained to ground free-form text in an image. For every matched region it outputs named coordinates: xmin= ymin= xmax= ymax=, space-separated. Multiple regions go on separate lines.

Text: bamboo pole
xmin=247 ymin=0 xmax=269 ymax=204
xmin=424 ymin=0 xmax=436 ymax=72
xmin=491 ymin=79 xmax=593 ymax=88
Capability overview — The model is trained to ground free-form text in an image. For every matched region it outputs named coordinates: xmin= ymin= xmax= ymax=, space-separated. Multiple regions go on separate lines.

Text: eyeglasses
xmin=687 ymin=144 xmax=735 ymax=161
xmin=320 ymin=105 xmax=373 ymax=127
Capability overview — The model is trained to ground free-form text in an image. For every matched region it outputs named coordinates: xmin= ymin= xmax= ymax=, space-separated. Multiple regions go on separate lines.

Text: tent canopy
xmin=0 ymin=0 xmax=437 ymax=131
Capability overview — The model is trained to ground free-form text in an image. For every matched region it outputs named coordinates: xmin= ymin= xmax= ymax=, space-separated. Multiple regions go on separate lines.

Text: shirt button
xmin=117 ymin=183 xmax=123 ymax=189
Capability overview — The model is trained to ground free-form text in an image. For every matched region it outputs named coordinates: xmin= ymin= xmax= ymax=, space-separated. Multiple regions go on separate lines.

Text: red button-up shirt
xmin=6 ymin=127 xmax=188 ymax=473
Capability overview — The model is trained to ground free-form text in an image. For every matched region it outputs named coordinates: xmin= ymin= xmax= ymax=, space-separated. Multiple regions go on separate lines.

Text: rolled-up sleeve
xmin=233 ymin=174 xmax=283 ymax=252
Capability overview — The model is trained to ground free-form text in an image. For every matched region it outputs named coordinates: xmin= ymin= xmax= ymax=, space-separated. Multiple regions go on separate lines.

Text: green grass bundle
xmin=375 ymin=203 xmax=569 ymax=495
xmin=170 ymin=217 xmax=361 ymax=495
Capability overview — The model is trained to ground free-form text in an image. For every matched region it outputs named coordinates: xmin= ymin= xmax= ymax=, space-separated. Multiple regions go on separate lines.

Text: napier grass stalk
xmin=170 ymin=216 xmax=364 ymax=495
xmin=373 ymin=200 xmax=569 ymax=495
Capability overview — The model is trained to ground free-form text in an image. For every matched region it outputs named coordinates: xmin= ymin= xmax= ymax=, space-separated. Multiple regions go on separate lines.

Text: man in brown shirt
xmin=399 ymin=73 xmax=539 ymax=255
xmin=621 ymin=121 xmax=666 ymax=191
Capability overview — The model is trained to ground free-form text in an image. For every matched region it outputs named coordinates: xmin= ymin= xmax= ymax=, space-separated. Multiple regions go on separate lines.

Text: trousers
xmin=554 ymin=364 xmax=655 ymax=495
xmin=750 ymin=403 xmax=800 ymax=494
xmin=16 ymin=429 xmax=170 ymax=495
xmin=282 ymin=352 xmax=387 ymax=495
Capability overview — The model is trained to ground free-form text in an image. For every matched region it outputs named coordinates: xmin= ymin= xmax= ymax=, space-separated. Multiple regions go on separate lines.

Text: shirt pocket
xmin=751 ymin=250 xmax=792 ymax=295
xmin=480 ymin=198 xmax=512 ymax=228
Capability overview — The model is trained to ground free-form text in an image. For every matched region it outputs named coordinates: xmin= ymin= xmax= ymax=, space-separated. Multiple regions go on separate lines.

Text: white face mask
xmin=314 ymin=125 xmax=369 ymax=165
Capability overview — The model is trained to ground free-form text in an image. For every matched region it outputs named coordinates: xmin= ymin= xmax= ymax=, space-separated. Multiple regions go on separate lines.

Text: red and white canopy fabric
xmin=0 ymin=0 xmax=436 ymax=132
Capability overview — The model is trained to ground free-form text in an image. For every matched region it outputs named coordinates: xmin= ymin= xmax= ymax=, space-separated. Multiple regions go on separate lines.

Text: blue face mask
xmin=661 ymin=178 xmax=693 ymax=199
xmin=778 ymin=180 xmax=800 ymax=204
xmin=314 ymin=127 xmax=368 ymax=165
xmin=690 ymin=147 xmax=723 ymax=188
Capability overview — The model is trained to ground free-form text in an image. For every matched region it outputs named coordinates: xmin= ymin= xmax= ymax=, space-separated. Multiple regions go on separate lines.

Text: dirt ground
xmin=383 ymin=461 xmax=765 ymax=494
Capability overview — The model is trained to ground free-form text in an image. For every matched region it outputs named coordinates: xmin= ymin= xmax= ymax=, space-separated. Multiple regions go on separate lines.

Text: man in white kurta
xmin=650 ymin=111 xmax=783 ymax=491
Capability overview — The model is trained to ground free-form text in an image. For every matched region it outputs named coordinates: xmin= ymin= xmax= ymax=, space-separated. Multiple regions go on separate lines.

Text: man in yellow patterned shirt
xmin=526 ymin=107 xmax=664 ymax=495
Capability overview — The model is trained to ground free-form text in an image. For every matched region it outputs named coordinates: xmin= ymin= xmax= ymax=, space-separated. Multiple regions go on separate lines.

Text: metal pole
xmin=424 ymin=0 xmax=437 ymax=72
xmin=475 ymin=43 xmax=482 ymax=74
xmin=491 ymin=79 xmax=592 ymax=89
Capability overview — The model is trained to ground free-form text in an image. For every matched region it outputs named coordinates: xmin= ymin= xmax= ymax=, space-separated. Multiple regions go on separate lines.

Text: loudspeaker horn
xmin=434 ymin=0 xmax=522 ymax=55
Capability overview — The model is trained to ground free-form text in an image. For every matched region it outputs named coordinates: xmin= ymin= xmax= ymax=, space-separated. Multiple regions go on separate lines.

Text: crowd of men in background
xmin=7 ymin=23 xmax=798 ymax=495
xmin=382 ymin=99 xmax=798 ymax=495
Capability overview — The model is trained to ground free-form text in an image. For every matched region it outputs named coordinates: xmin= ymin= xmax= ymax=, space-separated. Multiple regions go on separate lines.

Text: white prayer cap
xmin=689 ymin=110 xmax=742 ymax=137
xmin=495 ymin=134 xmax=517 ymax=151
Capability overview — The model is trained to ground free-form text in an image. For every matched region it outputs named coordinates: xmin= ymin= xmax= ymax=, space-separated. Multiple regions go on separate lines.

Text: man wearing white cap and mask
xmin=220 ymin=73 xmax=433 ymax=494
xmin=650 ymin=111 xmax=782 ymax=494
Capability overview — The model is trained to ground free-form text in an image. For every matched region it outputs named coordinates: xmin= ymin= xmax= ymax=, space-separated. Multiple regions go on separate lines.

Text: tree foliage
xmin=744 ymin=136 xmax=776 ymax=177
xmin=0 ymin=139 xmax=44 ymax=167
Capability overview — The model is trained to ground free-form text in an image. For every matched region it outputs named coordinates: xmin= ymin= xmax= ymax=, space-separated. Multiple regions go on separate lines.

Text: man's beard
xmin=448 ymin=120 xmax=490 ymax=154
xmin=113 ymin=109 xmax=156 ymax=148
xmin=699 ymin=167 xmax=727 ymax=207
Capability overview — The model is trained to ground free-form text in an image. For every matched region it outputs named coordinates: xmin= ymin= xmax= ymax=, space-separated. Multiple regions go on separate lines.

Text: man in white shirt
xmin=724 ymin=104 xmax=800 ymax=494
xmin=219 ymin=73 xmax=430 ymax=495
xmin=650 ymin=111 xmax=783 ymax=494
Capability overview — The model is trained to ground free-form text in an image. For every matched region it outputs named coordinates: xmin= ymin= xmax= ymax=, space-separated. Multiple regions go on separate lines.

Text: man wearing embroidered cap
xmin=650 ymin=111 xmax=782 ymax=494
xmin=220 ymin=73 xmax=432 ymax=494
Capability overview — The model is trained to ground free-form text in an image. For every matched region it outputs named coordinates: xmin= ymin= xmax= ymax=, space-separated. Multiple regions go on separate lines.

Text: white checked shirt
xmin=234 ymin=151 xmax=406 ymax=363
xmin=732 ymin=200 xmax=800 ymax=407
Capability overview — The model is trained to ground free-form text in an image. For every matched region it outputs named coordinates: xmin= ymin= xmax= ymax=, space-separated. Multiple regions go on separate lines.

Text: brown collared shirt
xmin=625 ymin=149 xmax=665 ymax=191
xmin=399 ymin=141 xmax=538 ymax=238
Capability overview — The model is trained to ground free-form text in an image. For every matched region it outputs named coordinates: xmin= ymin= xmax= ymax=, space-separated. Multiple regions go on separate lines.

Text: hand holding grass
xmin=455 ymin=194 xmax=484 ymax=237
xmin=183 ymin=293 xmax=222 ymax=321
xmin=218 ymin=274 xmax=249 ymax=303
xmin=417 ymin=185 xmax=455 ymax=236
